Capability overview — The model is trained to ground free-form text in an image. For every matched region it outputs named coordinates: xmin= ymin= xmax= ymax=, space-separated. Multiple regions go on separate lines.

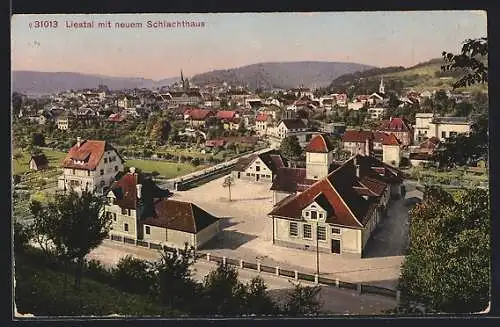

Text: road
xmin=87 ymin=240 xmax=397 ymax=315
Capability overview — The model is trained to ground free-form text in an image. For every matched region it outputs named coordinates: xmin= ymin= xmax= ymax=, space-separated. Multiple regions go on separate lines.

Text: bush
xmin=112 ymin=255 xmax=156 ymax=295
xmin=151 ymin=171 xmax=160 ymax=177
xmin=13 ymin=174 xmax=21 ymax=184
xmin=191 ymin=158 xmax=201 ymax=167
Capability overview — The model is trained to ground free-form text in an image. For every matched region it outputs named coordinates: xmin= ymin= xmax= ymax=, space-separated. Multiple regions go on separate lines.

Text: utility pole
xmin=316 ymin=221 xmax=320 ymax=276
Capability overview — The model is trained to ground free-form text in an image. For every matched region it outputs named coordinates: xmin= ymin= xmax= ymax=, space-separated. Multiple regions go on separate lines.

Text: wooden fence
xmin=106 ymin=235 xmax=401 ymax=303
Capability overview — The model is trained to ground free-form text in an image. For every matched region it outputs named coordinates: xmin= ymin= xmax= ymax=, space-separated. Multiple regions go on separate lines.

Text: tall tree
xmin=279 ymin=135 xmax=303 ymax=164
xmin=29 ymin=190 xmax=111 ymax=290
xmin=398 ymin=187 xmax=490 ymax=313
xmin=284 ymin=282 xmax=322 ymax=316
xmin=441 ymin=37 xmax=488 ymax=89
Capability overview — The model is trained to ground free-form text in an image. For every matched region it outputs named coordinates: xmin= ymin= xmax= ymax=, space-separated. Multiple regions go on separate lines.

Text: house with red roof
xmin=105 ymin=168 xmax=221 ymax=249
xmin=231 ymin=149 xmax=287 ymax=183
xmin=108 ymin=113 xmax=127 ymax=123
xmin=184 ymin=108 xmax=213 ymax=127
xmin=377 ymin=117 xmax=414 ymax=146
xmin=268 ymin=153 xmax=404 ymax=258
xmin=341 ymin=130 xmax=374 ymax=156
xmin=255 ymin=113 xmax=273 ymax=135
xmin=58 ymin=137 xmax=124 ymax=195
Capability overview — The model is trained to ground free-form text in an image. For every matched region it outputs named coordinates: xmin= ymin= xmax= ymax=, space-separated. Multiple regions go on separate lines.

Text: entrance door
xmin=256 ymin=174 xmax=260 ymax=181
xmin=237 ymin=172 xmax=241 ymax=179
xmin=331 ymin=239 xmax=341 ymax=254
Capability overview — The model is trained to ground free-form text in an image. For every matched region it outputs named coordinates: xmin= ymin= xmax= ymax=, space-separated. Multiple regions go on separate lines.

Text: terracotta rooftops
xmin=61 ymin=139 xmax=120 ymax=170
xmin=306 ymin=134 xmax=335 ymax=153
xmin=256 ymin=113 xmax=269 ymax=122
xmin=269 ymin=154 xmax=404 ymax=228
xmin=378 ymin=117 xmax=412 ymax=132
xmin=142 ymin=200 xmax=219 ymax=234
xmin=184 ymin=108 xmax=212 ymax=120
xmin=342 ymin=130 xmax=374 ymax=143
xmin=216 ymin=110 xmax=237 ymax=120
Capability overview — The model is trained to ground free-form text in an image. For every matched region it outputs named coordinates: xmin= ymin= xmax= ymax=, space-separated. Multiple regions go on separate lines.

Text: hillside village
xmin=12 ymin=61 xmax=489 ymax=316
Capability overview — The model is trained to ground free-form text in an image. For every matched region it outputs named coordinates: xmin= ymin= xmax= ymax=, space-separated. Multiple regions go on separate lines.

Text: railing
xmin=106 ymin=235 xmax=401 ymax=302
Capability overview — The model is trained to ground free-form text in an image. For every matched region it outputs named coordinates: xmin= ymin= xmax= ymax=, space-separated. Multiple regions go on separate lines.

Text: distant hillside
xmin=191 ymin=61 xmax=375 ymax=90
xmin=329 ymin=58 xmax=488 ymax=93
xmin=12 ymin=71 xmax=178 ymax=94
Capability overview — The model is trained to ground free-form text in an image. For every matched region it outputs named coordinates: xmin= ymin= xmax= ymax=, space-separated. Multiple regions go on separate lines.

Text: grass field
xmin=12 ymin=149 xmax=67 ymax=175
xmin=125 ymin=159 xmax=207 ymax=179
xmin=15 ymin=249 xmax=178 ymax=316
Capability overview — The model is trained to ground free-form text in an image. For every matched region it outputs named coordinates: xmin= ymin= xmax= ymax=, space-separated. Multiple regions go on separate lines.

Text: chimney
xmin=136 ymin=184 xmax=142 ymax=199
xmin=356 ymin=164 xmax=360 ymax=178
xmin=77 ymin=137 xmax=82 ymax=148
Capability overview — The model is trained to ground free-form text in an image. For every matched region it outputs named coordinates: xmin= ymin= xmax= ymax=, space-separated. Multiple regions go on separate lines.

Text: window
xmin=310 ymin=211 xmax=317 ymax=220
xmin=289 ymin=222 xmax=298 ymax=236
xmin=145 ymin=226 xmax=151 ymax=235
xmin=100 ymin=169 xmax=104 ymax=175
xmin=104 ymin=158 xmax=108 ymax=164
xmin=449 ymin=131 xmax=457 ymax=138
xmin=72 ymin=169 xmax=75 ymax=175
xmin=255 ymin=166 xmax=260 ymax=172
xmin=100 ymin=180 xmax=106 ymax=187
xmin=246 ymin=173 xmax=251 ymax=176
xmin=128 ymin=209 xmax=131 ymax=216
xmin=319 ymin=213 xmax=323 ymax=219
xmin=124 ymin=223 xmax=129 ymax=232
xmin=332 ymin=227 xmax=341 ymax=234
xmin=115 ymin=166 xmax=119 ymax=172
xmin=87 ymin=171 xmax=90 ymax=176
xmin=317 ymin=226 xmax=326 ymax=241
xmin=441 ymin=131 xmax=446 ymax=139
xmin=113 ymin=213 xmax=117 ymax=221
xmin=303 ymin=224 xmax=312 ymax=239
xmin=305 ymin=211 xmax=310 ymax=217
xmin=121 ymin=208 xmax=127 ymax=215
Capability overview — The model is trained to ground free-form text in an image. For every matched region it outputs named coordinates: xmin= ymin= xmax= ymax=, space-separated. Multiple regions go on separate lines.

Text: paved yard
xmin=168 ymin=175 xmax=416 ymax=290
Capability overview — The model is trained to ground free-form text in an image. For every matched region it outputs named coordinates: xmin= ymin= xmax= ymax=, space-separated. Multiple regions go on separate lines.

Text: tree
xmin=13 ymin=221 xmax=33 ymax=253
xmin=153 ymin=243 xmax=198 ymax=311
xmin=398 ymin=187 xmax=489 ymax=313
xmin=113 ymin=255 xmax=156 ymax=295
xmin=279 ymin=135 xmax=303 ymax=164
xmin=31 ymin=132 xmax=45 ymax=147
xmin=201 ymin=262 xmax=247 ymax=315
xmin=284 ymin=282 xmax=322 ymax=316
xmin=29 ymin=190 xmax=111 ymax=290
xmin=244 ymin=276 xmax=278 ymax=315
xmin=222 ymin=175 xmax=235 ymax=201
xmin=442 ymin=37 xmax=488 ymax=89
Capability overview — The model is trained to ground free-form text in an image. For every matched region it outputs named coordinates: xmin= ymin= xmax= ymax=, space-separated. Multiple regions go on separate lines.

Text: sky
xmin=11 ymin=11 xmax=487 ymax=80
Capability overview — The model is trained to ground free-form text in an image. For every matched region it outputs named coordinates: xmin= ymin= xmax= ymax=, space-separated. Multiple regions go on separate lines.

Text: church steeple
xmin=180 ymin=69 xmax=185 ymax=88
xmin=379 ymin=77 xmax=385 ymax=95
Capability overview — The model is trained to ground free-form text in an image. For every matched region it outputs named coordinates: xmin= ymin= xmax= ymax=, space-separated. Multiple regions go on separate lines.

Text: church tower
xmin=379 ymin=77 xmax=385 ymax=95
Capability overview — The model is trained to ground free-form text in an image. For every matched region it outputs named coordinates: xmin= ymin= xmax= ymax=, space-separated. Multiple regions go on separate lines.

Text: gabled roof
xmin=419 ymin=137 xmax=440 ymax=150
xmin=269 ymin=154 xmax=403 ymax=228
xmin=30 ymin=154 xmax=49 ymax=167
xmin=280 ymin=119 xmax=307 ymax=130
xmin=378 ymin=117 xmax=412 ymax=132
xmin=342 ymin=130 xmax=374 ymax=143
xmin=306 ymin=134 xmax=335 ymax=153
xmin=382 ymin=133 xmax=401 ymax=146
xmin=233 ymin=149 xmax=287 ymax=174
xmin=184 ymin=108 xmax=212 ymax=120
xmin=256 ymin=113 xmax=269 ymax=122
xmin=61 ymin=140 xmax=120 ymax=170
xmin=142 ymin=199 xmax=219 ymax=234
xmin=216 ymin=110 xmax=237 ymax=120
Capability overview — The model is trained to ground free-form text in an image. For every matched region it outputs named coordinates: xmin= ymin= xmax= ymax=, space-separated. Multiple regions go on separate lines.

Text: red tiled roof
xmin=342 ymin=130 xmax=374 ymax=143
xmin=216 ymin=110 xmax=237 ymax=120
xmin=108 ymin=113 xmax=127 ymax=122
xmin=270 ymin=167 xmax=307 ymax=193
xmin=382 ymin=133 xmax=401 ymax=146
xmin=184 ymin=108 xmax=212 ymax=120
xmin=61 ymin=140 xmax=117 ymax=170
xmin=142 ymin=199 xmax=219 ymax=234
xmin=306 ymin=134 xmax=335 ymax=153
xmin=269 ymin=154 xmax=403 ymax=228
xmin=205 ymin=139 xmax=226 ymax=147
xmin=378 ymin=117 xmax=411 ymax=132
xmin=111 ymin=172 xmax=139 ymax=209
xmin=256 ymin=113 xmax=269 ymax=122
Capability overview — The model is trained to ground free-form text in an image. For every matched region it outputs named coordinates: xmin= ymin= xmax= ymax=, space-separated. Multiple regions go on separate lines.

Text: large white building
xmin=268 ymin=134 xmax=404 ymax=258
xmin=58 ymin=138 xmax=124 ymax=195
xmin=414 ymin=113 xmax=473 ymax=143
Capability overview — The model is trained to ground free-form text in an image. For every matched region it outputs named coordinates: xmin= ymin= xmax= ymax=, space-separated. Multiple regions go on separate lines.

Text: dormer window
xmin=310 ymin=211 xmax=317 ymax=220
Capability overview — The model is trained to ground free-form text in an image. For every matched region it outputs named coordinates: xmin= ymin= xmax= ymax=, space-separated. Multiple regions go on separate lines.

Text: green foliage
xmin=13 ymin=222 xmax=33 ymax=253
xmin=279 ymin=136 xmax=302 ymax=162
xmin=284 ymin=282 xmax=322 ymax=316
xmin=442 ymin=37 xmax=488 ymax=89
xmin=29 ymin=190 xmax=111 ymax=288
xmin=113 ymin=255 xmax=156 ymax=295
xmin=399 ymin=187 xmax=490 ymax=313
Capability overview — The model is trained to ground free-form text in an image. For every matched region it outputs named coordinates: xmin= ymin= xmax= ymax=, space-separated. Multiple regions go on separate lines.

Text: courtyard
xmin=170 ymin=175 xmax=419 ymax=290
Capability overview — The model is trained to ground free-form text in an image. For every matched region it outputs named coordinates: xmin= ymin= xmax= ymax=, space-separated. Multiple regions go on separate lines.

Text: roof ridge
xmin=324 ymin=173 xmax=363 ymax=228
xmin=189 ymin=202 xmax=197 ymax=233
